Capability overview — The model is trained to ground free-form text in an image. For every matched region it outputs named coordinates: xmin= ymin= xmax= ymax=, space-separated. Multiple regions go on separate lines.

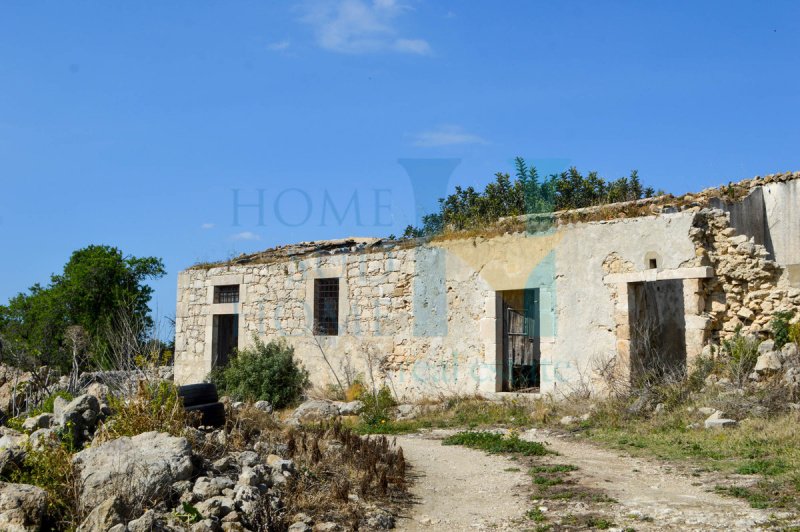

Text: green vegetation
xmin=771 ymin=311 xmax=795 ymax=350
xmin=359 ymin=386 xmax=396 ymax=427
xmin=209 ymin=337 xmax=309 ymax=408
xmin=442 ymin=431 xmax=550 ymax=456
xmin=96 ymin=381 xmax=192 ymax=441
xmin=403 ymin=157 xmax=658 ymax=237
xmin=352 ymin=397 xmax=535 ymax=435
xmin=8 ymin=438 xmax=81 ymax=530
xmin=722 ymin=330 xmax=760 ymax=385
xmin=0 ymin=245 xmax=165 ymax=372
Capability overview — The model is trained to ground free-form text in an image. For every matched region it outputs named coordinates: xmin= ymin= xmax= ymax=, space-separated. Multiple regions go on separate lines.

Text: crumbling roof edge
xmin=188 ymin=170 xmax=800 ymax=270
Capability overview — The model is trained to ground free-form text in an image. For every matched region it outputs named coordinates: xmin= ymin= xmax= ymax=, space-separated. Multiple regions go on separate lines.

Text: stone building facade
xmin=175 ymin=173 xmax=800 ymax=399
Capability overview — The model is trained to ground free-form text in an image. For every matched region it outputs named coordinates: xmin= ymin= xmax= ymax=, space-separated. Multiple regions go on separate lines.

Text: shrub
xmin=210 ymin=338 xmax=309 ymax=408
xmin=359 ymin=386 xmax=396 ymax=426
xmin=96 ymin=380 xmax=191 ymax=441
xmin=772 ymin=311 xmax=795 ymax=350
xmin=723 ymin=330 xmax=760 ymax=385
xmin=8 ymin=437 xmax=82 ymax=529
xmin=790 ymin=322 xmax=800 ymax=348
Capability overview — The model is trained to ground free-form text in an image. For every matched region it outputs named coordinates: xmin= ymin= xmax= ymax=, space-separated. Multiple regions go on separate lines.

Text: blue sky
xmin=1 ymin=0 xmax=799 ymax=324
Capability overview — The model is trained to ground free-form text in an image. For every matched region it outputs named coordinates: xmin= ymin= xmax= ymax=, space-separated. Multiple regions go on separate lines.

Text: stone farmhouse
xmin=175 ymin=173 xmax=800 ymax=399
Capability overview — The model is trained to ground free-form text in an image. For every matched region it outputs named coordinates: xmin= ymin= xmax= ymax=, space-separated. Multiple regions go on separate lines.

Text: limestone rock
xmin=758 ymin=340 xmax=775 ymax=354
xmin=0 ymin=366 xmax=33 ymax=415
xmin=232 ymin=485 xmax=260 ymax=519
xmin=780 ymin=342 xmax=799 ymax=362
xmin=334 ymin=400 xmax=364 ymax=416
xmin=289 ymin=400 xmax=339 ymax=424
xmin=266 ymin=454 xmax=294 ymax=473
xmin=236 ymin=451 xmax=260 ymax=468
xmin=253 ymin=400 xmax=273 ymax=413
xmin=21 ymin=413 xmax=53 ymax=432
xmin=754 ymin=351 xmax=782 ymax=373
xmin=395 ymin=404 xmax=421 ymax=420
xmin=195 ymin=496 xmax=235 ymax=519
xmin=0 ymin=428 xmax=27 ymax=476
xmin=362 ymin=508 xmax=394 ymax=529
xmin=73 ymin=431 xmax=193 ymax=508
xmin=28 ymin=428 xmax=58 ymax=451
xmin=54 ymin=394 xmax=100 ymax=448
xmin=76 ymin=496 xmax=125 ymax=532
xmin=127 ymin=509 xmax=162 ymax=532
xmin=704 ymin=414 xmax=738 ymax=429
xmin=0 ymin=482 xmax=47 ymax=532
xmin=559 ymin=415 xmax=579 ymax=425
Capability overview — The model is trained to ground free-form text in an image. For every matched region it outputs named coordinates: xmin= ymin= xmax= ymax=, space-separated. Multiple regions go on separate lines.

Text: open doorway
xmin=212 ymin=314 xmax=238 ymax=368
xmin=628 ymin=280 xmax=686 ymax=383
xmin=500 ymin=289 xmax=540 ymax=392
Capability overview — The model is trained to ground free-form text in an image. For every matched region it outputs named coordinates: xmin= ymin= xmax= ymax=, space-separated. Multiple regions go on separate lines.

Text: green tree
xmin=401 ymin=158 xmax=655 ymax=238
xmin=0 ymin=245 xmax=165 ymax=372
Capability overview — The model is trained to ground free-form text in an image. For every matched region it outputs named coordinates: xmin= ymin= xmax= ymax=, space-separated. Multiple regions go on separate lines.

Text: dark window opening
xmin=314 ymin=278 xmax=339 ymax=336
xmin=499 ymin=289 xmax=541 ymax=392
xmin=649 ymin=259 xmax=658 ymax=269
xmin=214 ymin=285 xmax=240 ymax=304
xmin=213 ymin=314 xmax=238 ymax=368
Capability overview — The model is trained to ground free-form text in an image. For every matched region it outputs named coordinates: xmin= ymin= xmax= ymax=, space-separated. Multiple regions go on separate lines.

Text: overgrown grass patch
xmin=530 ymin=464 xmax=578 ymax=474
xmin=574 ymin=406 xmax=800 ymax=511
xmin=442 ymin=431 xmax=550 ymax=456
xmin=351 ymin=397 xmax=536 ymax=435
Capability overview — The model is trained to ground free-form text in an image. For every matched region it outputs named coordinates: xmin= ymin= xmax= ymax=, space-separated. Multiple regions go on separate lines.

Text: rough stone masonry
xmin=175 ymin=172 xmax=800 ymax=399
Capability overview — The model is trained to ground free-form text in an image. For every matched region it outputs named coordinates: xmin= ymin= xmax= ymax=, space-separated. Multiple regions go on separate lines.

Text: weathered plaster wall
xmin=763 ymin=179 xmax=800 ymax=268
xmin=176 ymin=212 xmax=704 ymax=398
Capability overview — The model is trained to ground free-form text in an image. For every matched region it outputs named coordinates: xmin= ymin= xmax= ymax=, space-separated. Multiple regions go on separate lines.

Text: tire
xmin=178 ymin=383 xmax=218 ymax=408
xmin=185 ymin=401 xmax=226 ymax=428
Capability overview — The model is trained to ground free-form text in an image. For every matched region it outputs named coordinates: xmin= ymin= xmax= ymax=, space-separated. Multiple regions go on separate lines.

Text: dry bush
xmin=279 ymin=420 xmax=408 ymax=528
xmin=94 ymin=380 xmax=196 ymax=443
xmin=6 ymin=436 xmax=84 ymax=530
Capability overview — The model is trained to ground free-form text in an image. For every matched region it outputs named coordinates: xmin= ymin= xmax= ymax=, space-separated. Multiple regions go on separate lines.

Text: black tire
xmin=185 ymin=401 xmax=226 ymax=428
xmin=178 ymin=383 xmax=218 ymax=408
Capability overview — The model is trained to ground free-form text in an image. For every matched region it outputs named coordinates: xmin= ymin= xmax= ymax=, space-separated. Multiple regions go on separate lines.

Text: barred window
xmin=314 ymin=278 xmax=339 ymax=336
xmin=214 ymin=285 xmax=240 ymax=304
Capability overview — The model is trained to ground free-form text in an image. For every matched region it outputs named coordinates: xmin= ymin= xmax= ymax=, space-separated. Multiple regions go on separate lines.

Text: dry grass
xmin=94 ymin=381 xmax=196 ymax=443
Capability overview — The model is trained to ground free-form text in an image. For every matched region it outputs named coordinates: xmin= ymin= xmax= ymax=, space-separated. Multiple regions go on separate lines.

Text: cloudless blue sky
xmin=1 ymin=0 xmax=799 ymax=326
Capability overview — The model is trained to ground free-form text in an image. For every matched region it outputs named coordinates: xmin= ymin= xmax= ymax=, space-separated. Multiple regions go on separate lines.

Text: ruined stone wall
xmin=686 ymin=209 xmax=800 ymax=344
xmin=176 ymin=245 xmax=498 ymax=398
xmin=176 ymin=212 xmax=706 ymax=398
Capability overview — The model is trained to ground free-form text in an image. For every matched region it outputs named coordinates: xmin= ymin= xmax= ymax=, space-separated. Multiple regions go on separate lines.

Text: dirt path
xmin=394 ymin=432 xmax=531 ymax=531
xmin=395 ymin=429 xmax=780 ymax=531
xmin=522 ymin=428 xmax=774 ymax=530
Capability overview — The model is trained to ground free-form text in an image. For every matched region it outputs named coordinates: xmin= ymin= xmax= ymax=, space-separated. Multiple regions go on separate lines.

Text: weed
xmin=533 ymin=475 xmax=563 ymax=487
xmin=722 ymin=329 xmax=760 ymax=385
xmin=6 ymin=438 xmax=82 ymax=529
xmin=174 ymin=501 xmax=203 ymax=524
xmin=530 ymin=464 xmax=578 ymax=474
xmin=772 ymin=311 xmax=795 ymax=350
xmin=96 ymin=381 xmax=194 ymax=442
xmin=526 ymin=507 xmax=547 ymax=522
xmin=442 ymin=431 xmax=550 ymax=456
xmin=714 ymin=485 xmax=771 ymax=509
xmin=359 ymin=386 xmax=396 ymax=427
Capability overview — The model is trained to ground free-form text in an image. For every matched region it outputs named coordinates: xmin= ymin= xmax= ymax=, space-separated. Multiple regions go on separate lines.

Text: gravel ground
xmin=394 ymin=428 xmax=786 ymax=531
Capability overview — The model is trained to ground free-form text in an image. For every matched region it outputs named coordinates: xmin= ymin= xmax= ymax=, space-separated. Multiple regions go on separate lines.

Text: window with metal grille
xmin=314 ymin=278 xmax=339 ymax=336
xmin=214 ymin=285 xmax=240 ymax=304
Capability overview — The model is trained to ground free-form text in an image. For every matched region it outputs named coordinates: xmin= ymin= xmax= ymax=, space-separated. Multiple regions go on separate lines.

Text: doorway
xmin=500 ymin=289 xmax=540 ymax=391
xmin=628 ymin=280 xmax=686 ymax=383
xmin=213 ymin=314 xmax=238 ymax=368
